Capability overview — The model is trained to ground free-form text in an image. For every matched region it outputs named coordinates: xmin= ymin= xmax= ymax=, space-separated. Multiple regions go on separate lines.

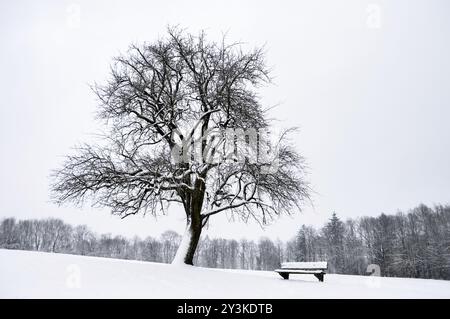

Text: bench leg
xmin=279 ymin=273 xmax=289 ymax=280
xmin=314 ymin=273 xmax=324 ymax=282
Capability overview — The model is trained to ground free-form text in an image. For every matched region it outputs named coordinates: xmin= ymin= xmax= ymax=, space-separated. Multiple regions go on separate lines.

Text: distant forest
xmin=1 ymin=203 xmax=449 ymax=280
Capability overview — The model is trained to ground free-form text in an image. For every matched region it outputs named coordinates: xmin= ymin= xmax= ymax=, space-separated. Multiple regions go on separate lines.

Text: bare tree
xmin=161 ymin=230 xmax=181 ymax=263
xmin=31 ymin=220 xmax=44 ymax=251
xmin=0 ymin=218 xmax=19 ymax=249
xmin=45 ymin=218 xmax=72 ymax=253
xmin=2 ymin=203 xmax=449 ymax=277
xmin=73 ymin=225 xmax=96 ymax=256
xmin=51 ymin=27 xmax=309 ymax=265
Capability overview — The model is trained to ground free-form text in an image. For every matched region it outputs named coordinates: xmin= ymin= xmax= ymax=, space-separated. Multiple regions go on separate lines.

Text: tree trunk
xmin=186 ymin=216 xmax=202 ymax=265
xmin=172 ymin=214 xmax=202 ymax=265
xmin=172 ymin=185 xmax=205 ymax=265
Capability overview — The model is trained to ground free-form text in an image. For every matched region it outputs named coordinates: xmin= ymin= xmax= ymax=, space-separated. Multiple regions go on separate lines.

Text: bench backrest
xmin=281 ymin=262 xmax=327 ymax=270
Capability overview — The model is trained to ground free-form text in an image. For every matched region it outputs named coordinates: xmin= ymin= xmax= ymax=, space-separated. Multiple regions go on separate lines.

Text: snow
xmin=281 ymin=262 xmax=327 ymax=269
xmin=275 ymin=269 xmax=324 ymax=274
xmin=1 ymin=249 xmax=449 ymax=299
xmin=171 ymin=225 xmax=192 ymax=265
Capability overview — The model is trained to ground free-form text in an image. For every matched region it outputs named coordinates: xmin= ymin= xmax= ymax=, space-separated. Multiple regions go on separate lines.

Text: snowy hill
xmin=1 ymin=249 xmax=449 ymax=298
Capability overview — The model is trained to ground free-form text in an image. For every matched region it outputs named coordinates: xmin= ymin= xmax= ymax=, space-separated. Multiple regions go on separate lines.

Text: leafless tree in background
xmin=50 ymin=27 xmax=309 ymax=265
xmin=1 ymin=203 xmax=449 ymax=278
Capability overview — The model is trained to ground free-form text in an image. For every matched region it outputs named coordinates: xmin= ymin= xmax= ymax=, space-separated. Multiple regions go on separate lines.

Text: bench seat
xmin=274 ymin=262 xmax=328 ymax=282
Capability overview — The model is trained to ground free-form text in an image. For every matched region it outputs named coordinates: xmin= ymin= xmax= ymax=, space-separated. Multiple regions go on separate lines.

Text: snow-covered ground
xmin=1 ymin=249 xmax=449 ymax=298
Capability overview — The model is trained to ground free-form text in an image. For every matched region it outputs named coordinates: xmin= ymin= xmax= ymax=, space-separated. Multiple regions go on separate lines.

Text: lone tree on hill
xmin=51 ymin=27 xmax=310 ymax=265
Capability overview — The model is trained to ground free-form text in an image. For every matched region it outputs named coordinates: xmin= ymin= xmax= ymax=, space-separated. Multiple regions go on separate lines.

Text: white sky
xmin=0 ymin=0 xmax=449 ymax=241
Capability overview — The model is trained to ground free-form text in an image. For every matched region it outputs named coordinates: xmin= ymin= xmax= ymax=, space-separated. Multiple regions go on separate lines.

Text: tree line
xmin=1 ymin=203 xmax=449 ymax=279
xmin=284 ymin=204 xmax=450 ymax=280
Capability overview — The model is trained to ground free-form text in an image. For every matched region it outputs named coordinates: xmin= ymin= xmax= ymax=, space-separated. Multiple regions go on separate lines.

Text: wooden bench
xmin=275 ymin=262 xmax=328 ymax=282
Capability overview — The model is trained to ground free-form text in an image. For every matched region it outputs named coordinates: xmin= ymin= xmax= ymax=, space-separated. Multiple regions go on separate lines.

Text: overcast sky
xmin=0 ymin=0 xmax=449 ymax=241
